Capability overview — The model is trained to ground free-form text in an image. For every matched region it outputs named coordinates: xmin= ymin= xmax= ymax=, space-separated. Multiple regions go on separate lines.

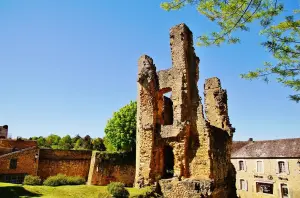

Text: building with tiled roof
xmin=231 ymin=138 xmax=300 ymax=198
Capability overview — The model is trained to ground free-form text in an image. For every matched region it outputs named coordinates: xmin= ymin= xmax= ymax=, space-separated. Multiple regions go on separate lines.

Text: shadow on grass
xmin=0 ymin=186 xmax=41 ymax=198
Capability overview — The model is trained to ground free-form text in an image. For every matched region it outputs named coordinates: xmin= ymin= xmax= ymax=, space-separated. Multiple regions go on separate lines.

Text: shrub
xmin=43 ymin=174 xmax=67 ymax=186
xmin=23 ymin=175 xmax=41 ymax=185
xmin=43 ymin=174 xmax=85 ymax=186
xmin=66 ymin=176 xmax=86 ymax=185
xmin=107 ymin=182 xmax=129 ymax=198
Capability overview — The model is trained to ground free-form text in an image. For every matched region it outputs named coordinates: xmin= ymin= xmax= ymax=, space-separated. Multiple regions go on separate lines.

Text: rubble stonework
xmin=135 ymin=23 xmax=236 ymax=197
xmin=0 ymin=125 xmax=8 ymax=139
xmin=87 ymin=151 xmax=135 ymax=186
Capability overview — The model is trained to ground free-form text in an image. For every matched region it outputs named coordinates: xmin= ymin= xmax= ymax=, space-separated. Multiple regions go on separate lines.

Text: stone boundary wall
xmin=0 ymin=139 xmax=37 ymax=150
xmin=0 ymin=147 xmax=13 ymax=155
xmin=0 ymin=147 xmax=39 ymax=176
xmin=38 ymin=149 xmax=92 ymax=180
xmin=88 ymin=151 xmax=136 ymax=186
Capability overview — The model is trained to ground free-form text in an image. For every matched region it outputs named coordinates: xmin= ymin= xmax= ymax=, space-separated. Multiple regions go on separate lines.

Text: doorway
xmin=163 ymin=145 xmax=174 ymax=179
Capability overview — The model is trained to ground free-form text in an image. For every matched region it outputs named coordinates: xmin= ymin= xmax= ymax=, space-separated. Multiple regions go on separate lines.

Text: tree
xmin=104 ymin=101 xmax=137 ymax=151
xmin=74 ymin=138 xmax=84 ymax=150
xmin=72 ymin=134 xmax=81 ymax=146
xmin=161 ymin=1 xmax=299 ymax=102
xmin=82 ymin=135 xmax=93 ymax=150
xmin=103 ymin=137 xmax=117 ymax=152
xmin=92 ymin=137 xmax=106 ymax=151
xmin=58 ymin=135 xmax=72 ymax=150
xmin=37 ymin=137 xmax=48 ymax=148
xmin=46 ymin=134 xmax=61 ymax=148
xmin=29 ymin=136 xmax=38 ymax=141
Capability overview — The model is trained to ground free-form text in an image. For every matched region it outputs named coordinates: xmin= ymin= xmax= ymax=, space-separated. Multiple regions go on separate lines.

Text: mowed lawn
xmin=0 ymin=182 xmax=148 ymax=198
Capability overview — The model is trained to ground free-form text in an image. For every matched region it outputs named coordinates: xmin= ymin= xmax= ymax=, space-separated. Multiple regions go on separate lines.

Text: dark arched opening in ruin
xmin=162 ymin=145 xmax=174 ymax=179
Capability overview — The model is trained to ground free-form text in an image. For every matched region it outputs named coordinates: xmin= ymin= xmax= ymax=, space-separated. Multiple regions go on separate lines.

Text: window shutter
xmin=238 ymin=179 xmax=241 ymax=190
xmin=244 ymin=160 xmax=247 ymax=171
xmin=285 ymin=160 xmax=290 ymax=174
xmin=256 ymin=161 xmax=258 ymax=172
xmin=246 ymin=180 xmax=248 ymax=191
xmin=276 ymin=161 xmax=279 ymax=174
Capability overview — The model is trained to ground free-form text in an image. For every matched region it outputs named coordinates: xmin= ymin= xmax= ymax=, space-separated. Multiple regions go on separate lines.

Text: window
xmin=256 ymin=160 xmax=263 ymax=173
xmin=278 ymin=161 xmax=285 ymax=173
xmin=281 ymin=184 xmax=289 ymax=198
xmin=9 ymin=159 xmax=17 ymax=169
xmin=256 ymin=182 xmax=273 ymax=194
xmin=277 ymin=160 xmax=290 ymax=174
xmin=240 ymin=179 xmax=247 ymax=191
xmin=238 ymin=160 xmax=244 ymax=171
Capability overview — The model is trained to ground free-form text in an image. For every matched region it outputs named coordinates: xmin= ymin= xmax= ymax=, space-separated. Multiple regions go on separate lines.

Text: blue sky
xmin=0 ymin=0 xmax=299 ymax=140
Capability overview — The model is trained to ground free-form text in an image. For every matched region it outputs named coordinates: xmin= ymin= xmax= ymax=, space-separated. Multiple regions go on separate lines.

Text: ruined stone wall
xmin=0 ymin=125 xmax=8 ymax=139
xmin=0 ymin=148 xmax=13 ymax=155
xmin=88 ymin=151 xmax=135 ymax=186
xmin=0 ymin=147 xmax=39 ymax=176
xmin=0 ymin=139 xmax=37 ymax=150
xmin=204 ymin=78 xmax=234 ymax=186
xmin=159 ymin=178 xmax=212 ymax=198
xmin=135 ymin=23 xmax=236 ymax=198
xmin=37 ymin=149 xmax=91 ymax=180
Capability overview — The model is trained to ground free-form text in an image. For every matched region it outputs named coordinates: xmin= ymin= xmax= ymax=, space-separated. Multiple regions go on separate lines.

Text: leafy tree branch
xmin=161 ymin=0 xmax=299 ymax=102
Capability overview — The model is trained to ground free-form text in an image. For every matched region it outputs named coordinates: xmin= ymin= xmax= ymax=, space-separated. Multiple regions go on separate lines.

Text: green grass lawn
xmin=0 ymin=182 xmax=149 ymax=198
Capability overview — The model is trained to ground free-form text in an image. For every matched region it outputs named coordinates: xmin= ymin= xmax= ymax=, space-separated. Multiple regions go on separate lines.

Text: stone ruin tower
xmin=0 ymin=125 xmax=8 ymax=139
xmin=135 ymin=24 xmax=236 ymax=198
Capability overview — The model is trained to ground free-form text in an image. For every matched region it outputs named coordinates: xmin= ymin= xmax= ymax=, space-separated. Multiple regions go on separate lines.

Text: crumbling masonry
xmin=135 ymin=24 xmax=236 ymax=197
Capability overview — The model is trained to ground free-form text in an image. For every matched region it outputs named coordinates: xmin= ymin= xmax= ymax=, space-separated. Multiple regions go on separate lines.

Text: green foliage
xmin=104 ymin=101 xmax=137 ymax=151
xmin=43 ymin=174 xmax=67 ymax=186
xmin=29 ymin=134 xmax=106 ymax=151
xmin=74 ymin=138 xmax=85 ymax=150
xmin=46 ymin=134 xmax=61 ymax=149
xmin=72 ymin=134 xmax=82 ymax=145
xmin=107 ymin=182 xmax=129 ymax=198
xmin=83 ymin=135 xmax=93 ymax=150
xmin=66 ymin=176 xmax=86 ymax=185
xmin=130 ymin=186 xmax=162 ymax=198
xmin=37 ymin=137 xmax=48 ymax=148
xmin=103 ymin=137 xmax=117 ymax=152
xmin=23 ymin=175 xmax=41 ymax=186
xmin=97 ymin=151 xmax=135 ymax=165
xmin=0 ymin=182 xmax=157 ymax=198
xmin=58 ymin=135 xmax=72 ymax=150
xmin=161 ymin=0 xmax=299 ymax=102
xmin=92 ymin=137 xmax=106 ymax=151
xmin=43 ymin=174 xmax=85 ymax=186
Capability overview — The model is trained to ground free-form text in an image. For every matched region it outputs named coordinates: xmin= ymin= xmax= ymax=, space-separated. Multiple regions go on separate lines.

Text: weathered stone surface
xmin=0 ymin=147 xmax=39 ymax=177
xmin=0 ymin=139 xmax=37 ymax=150
xmin=38 ymin=149 xmax=92 ymax=180
xmin=87 ymin=151 xmax=135 ymax=186
xmin=135 ymin=23 xmax=236 ymax=198
xmin=159 ymin=178 xmax=213 ymax=198
xmin=0 ymin=125 xmax=8 ymax=139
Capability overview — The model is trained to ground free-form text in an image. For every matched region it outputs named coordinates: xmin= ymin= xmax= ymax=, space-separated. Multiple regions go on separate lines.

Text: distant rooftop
xmin=232 ymin=138 xmax=300 ymax=158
